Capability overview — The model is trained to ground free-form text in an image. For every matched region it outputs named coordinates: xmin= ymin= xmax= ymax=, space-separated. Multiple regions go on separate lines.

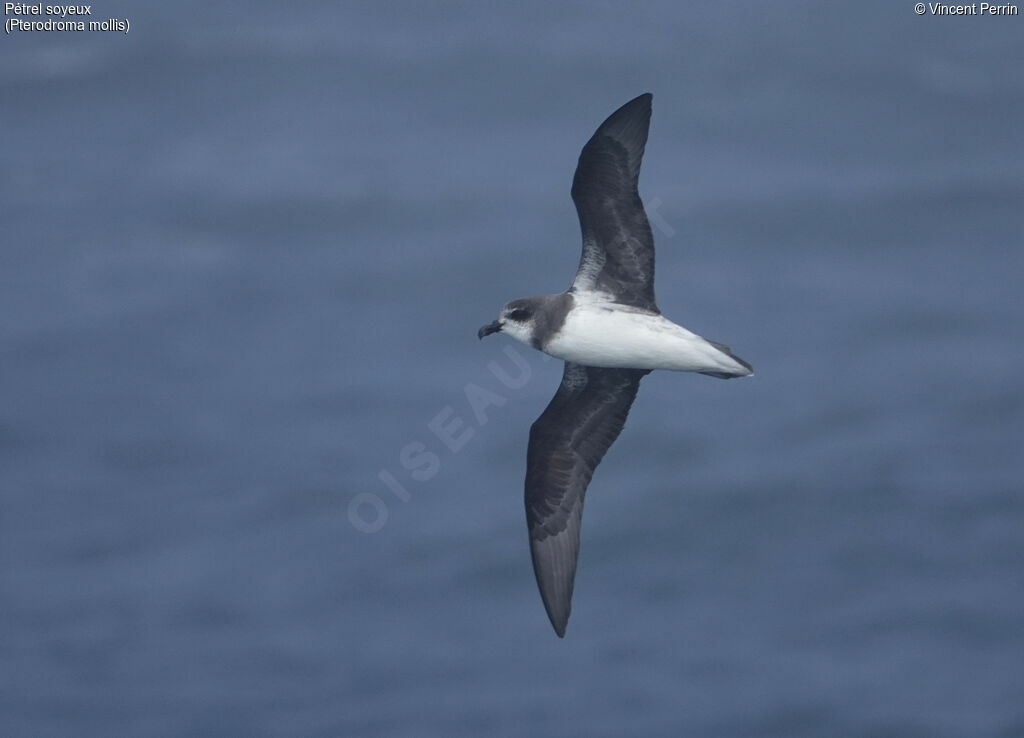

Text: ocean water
xmin=2 ymin=2 xmax=1023 ymax=736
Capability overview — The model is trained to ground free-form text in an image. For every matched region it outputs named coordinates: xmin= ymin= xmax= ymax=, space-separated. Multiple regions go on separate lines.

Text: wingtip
xmin=616 ymin=92 xmax=652 ymax=118
xmin=531 ymin=539 xmax=574 ymax=638
xmin=540 ymin=583 xmax=572 ymax=638
xmin=549 ymin=610 xmax=569 ymax=638
xmin=578 ymin=93 xmax=654 ymax=182
xmin=625 ymin=92 xmax=652 ymax=114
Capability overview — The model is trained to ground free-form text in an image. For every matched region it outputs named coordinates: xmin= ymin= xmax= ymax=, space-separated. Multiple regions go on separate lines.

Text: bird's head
xmin=478 ymin=298 xmax=538 ymax=344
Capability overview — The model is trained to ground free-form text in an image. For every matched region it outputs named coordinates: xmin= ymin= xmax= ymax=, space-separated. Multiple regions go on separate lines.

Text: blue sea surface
xmin=2 ymin=2 xmax=1023 ymax=736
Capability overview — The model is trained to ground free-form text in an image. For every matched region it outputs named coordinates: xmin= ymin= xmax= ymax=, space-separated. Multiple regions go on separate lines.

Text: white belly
xmin=544 ymin=305 xmax=744 ymax=375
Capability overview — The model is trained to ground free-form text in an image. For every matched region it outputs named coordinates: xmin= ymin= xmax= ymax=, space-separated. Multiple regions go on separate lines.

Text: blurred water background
xmin=2 ymin=2 xmax=1023 ymax=736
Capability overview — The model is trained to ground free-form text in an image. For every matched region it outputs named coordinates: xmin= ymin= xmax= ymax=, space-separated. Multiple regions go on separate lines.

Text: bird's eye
xmin=507 ymin=308 xmax=531 ymax=322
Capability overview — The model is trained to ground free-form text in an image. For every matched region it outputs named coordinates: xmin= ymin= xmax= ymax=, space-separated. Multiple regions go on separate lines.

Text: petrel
xmin=478 ymin=93 xmax=752 ymax=637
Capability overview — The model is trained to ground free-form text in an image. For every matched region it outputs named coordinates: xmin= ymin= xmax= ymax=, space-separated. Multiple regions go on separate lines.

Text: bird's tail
xmin=698 ymin=340 xmax=754 ymax=379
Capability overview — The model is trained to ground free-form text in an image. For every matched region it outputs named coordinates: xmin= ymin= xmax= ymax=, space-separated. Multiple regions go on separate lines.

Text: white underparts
xmin=542 ymin=300 xmax=752 ymax=376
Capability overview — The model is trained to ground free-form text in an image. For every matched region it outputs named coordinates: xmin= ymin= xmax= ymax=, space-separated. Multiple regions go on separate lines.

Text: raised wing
xmin=525 ymin=362 xmax=647 ymax=636
xmin=570 ymin=93 xmax=658 ymax=313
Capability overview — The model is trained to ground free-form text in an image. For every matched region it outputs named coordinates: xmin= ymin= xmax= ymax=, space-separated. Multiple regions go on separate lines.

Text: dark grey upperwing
xmin=525 ymin=363 xmax=648 ymax=637
xmin=570 ymin=92 xmax=658 ymax=313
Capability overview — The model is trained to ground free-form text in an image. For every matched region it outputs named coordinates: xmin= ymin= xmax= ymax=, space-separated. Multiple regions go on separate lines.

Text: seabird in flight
xmin=478 ymin=93 xmax=753 ymax=637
